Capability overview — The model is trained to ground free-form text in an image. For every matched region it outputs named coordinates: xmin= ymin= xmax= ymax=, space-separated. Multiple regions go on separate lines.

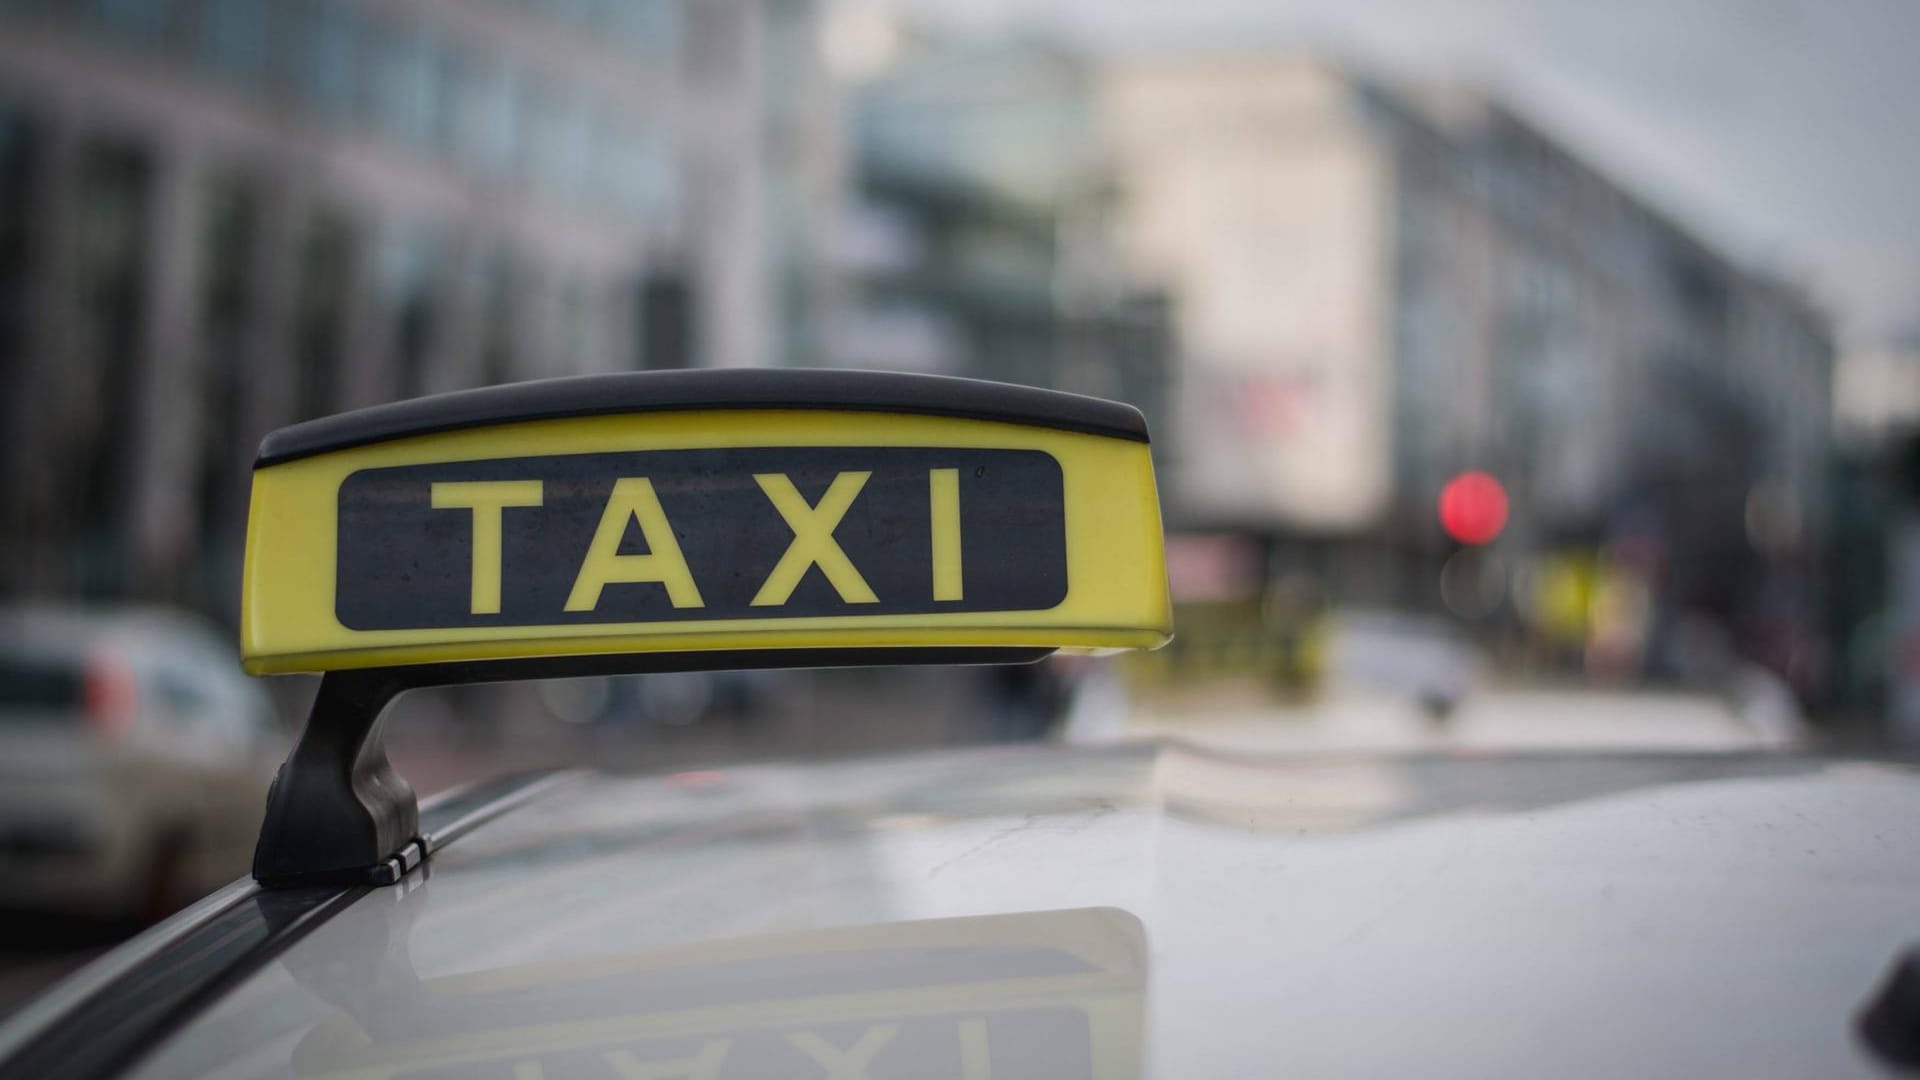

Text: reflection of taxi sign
xmin=290 ymin=907 xmax=1147 ymax=1079
xmin=243 ymin=370 xmax=1170 ymax=673
xmin=242 ymin=371 xmax=1171 ymax=887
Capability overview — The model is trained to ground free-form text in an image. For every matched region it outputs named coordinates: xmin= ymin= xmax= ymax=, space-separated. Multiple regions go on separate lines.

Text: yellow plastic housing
xmin=241 ymin=409 xmax=1171 ymax=674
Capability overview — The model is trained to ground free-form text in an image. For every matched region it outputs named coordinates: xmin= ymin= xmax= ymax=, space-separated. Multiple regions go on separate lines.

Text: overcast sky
xmin=865 ymin=0 xmax=1920 ymax=345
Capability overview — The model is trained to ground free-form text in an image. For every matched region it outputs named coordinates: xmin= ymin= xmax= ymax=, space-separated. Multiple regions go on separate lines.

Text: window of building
xmin=601 ymin=0 xmax=679 ymax=55
xmin=88 ymin=0 xmax=173 ymax=46
xmin=601 ymin=124 xmax=675 ymax=223
xmin=195 ymin=169 xmax=258 ymax=538
xmin=496 ymin=0 xmax=679 ymax=56
xmin=451 ymin=59 xmax=520 ymax=182
xmin=525 ymin=88 xmax=590 ymax=197
xmin=301 ymin=1 xmax=360 ymax=120
xmin=377 ymin=227 xmax=441 ymax=399
xmin=1667 ymin=250 xmax=1729 ymax=327
xmin=637 ymin=269 xmax=694 ymax=370
xmin=0 ymin=107 xmax=39 ymax=477
xmin=293 ymin=209 xmax=354 ymax=421
xmin=72 ymin=140 xmax=153 ymax=594
xmin=476 ymin=254 xmax=517 ymax=386
xmin=371 ymin=21 xmax=445 ymax=150
xmin=683 ymin=0 xmax=741 ymax=83
xmin=198 ymin=0 xmax=269 ymax=84
xmin=552 ymin=273 xmax=589 ymax=373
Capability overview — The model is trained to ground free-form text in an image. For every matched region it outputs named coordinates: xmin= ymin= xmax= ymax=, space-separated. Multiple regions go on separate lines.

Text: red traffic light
xmin=1439 ymin=471 xmax=1508 ymax=545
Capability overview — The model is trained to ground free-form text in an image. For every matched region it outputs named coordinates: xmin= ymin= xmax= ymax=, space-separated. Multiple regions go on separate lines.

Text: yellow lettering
xmin=430 ymin=480 xmax=544 ymax=615
xmin=786 ymin=1025 xmax=898 ymax=1079
xmin=565 ymin=478 xmax=704 ymax=611
xmin=751 ymin=472 xmax=877 ymax=606
xmin=604 ymin=1040 xmax=731 ymax=1080
xmin=930 ymin=468 xmax=963 ymax=601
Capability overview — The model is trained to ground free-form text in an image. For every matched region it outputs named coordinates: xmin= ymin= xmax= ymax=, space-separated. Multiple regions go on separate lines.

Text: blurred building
xmin=0 ymin=0 xmax=835 ymax=616
xmin=822 ymin=12 xmax=1174 ymax=452
xmin=1101 ymin=59 xmax=1397 ymax=540
xmin=1828 ymin=329 xmax=1920 ymax=720
xmin=1101 ymin=55 xmax=1834 ymax=680
xmin=1836 ymin=331 xmax=1920 ymax=450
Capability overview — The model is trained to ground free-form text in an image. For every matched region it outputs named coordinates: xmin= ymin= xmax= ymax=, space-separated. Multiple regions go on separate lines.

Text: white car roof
xmin=112 ymin=742 xmax=1920 ymax=1079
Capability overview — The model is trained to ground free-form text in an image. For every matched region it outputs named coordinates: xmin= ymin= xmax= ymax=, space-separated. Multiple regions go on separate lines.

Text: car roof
xmin=87 ymin=741 xmax=1920 ymax=1079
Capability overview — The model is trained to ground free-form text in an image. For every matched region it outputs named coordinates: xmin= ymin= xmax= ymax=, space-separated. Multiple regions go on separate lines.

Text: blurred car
xmin=0 ymin=608 xmax=283 ymax=922
xmin=1314 ymin=608 xmax=1488 ymax=716
xmin=536 ymin=669 xmax=791 ymax=733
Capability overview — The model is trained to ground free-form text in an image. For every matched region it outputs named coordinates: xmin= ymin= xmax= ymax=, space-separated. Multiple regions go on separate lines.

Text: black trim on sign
xmin=364 ymin=646 xmax=1055 ymax=687
xmin=0 ymin=774 xmax=565 ymax=1080
xmin=255 ymin=369 xmax=1150 ymax=466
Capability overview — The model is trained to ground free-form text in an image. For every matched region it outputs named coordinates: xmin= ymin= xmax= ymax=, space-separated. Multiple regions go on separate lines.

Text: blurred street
xmin=1114 ymin=682 xmax=1804 ymax=755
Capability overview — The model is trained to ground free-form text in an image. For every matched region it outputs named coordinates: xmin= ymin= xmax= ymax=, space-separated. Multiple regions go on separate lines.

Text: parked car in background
xmin=0 ymin=608 xmax=283 ymax=923
xmin=1314 ymin=609 xmax=1488 ymax=716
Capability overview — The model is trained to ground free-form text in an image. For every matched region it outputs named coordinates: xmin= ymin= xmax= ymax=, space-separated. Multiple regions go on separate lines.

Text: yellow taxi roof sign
xmin=241 ymin=370 xmax=1171 ymax=675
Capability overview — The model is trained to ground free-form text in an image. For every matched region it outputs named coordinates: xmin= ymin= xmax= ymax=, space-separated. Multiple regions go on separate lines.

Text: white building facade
xmin=1101 ymin=56 xmax=1833 ymax=619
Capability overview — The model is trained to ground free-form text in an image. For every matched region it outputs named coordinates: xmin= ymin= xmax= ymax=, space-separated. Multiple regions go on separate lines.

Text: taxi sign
xmin=244 ymin=371 xmax=1170 ymax=887
xmin=242 ymin=370 xmax=1171 ymax=673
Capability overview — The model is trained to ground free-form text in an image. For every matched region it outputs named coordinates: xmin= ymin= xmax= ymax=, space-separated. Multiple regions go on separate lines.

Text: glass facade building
xmin=0 ymin=0 xmax=833 ymax=613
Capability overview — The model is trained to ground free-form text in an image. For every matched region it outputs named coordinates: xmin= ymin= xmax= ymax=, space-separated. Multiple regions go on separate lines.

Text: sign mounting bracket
xmin=250 ymin=648 xmax=1053 ymax=888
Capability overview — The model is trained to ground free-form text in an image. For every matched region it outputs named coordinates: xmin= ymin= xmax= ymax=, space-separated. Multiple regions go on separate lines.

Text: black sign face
xmin=335 ymin=447 xmax=1066 ymax=630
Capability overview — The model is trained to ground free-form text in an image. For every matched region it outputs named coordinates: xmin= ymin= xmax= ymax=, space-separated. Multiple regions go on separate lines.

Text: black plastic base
xmin=252 ymin=670 xmax=421 ymax=888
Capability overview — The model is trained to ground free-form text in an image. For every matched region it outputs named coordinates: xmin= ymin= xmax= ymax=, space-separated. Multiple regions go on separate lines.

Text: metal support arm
xmin=249 ymin=647 xmax=1051 ymax=888
xmin=252 ymin=670 xmax=420 ymax=888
